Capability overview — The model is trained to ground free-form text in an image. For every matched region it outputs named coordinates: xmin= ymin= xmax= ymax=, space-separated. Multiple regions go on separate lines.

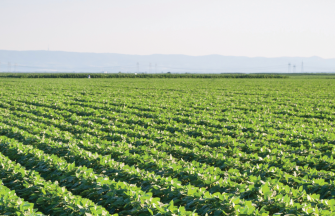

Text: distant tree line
xmin=0 ymin=73 xmax=288 ymax=79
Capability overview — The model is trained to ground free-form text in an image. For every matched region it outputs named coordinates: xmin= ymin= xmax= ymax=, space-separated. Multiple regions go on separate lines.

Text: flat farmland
xmin=0 ymin=78 xmax=335 ymax=215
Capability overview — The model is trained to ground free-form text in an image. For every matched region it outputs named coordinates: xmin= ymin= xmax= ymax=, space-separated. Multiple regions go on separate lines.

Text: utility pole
xmin=293 ymin=65 xmax=296 ymax=73
xmin=8 ymin=62 xmax=11 ymax=72
xmin=14 ymin=63 xmax=17 ymax=72
xmin=288 ymin=63 xmax=291 ymax=73
xmin=301 ymin=62 xmax=304 ymax=73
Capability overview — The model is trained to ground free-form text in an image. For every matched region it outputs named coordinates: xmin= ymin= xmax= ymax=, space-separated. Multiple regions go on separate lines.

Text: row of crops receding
xmin=0 ymin=78 xmax=334 ymax=215
xmin=0 ymin=73 xmax=289 ymax=79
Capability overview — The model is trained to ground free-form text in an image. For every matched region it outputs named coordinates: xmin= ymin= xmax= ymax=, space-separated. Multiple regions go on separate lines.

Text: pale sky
xmin=1 ymin=0 xmax=335 ymax=58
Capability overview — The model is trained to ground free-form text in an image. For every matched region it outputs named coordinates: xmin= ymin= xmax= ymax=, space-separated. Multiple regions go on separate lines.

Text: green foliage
xmin=0 ymin=78 xmax=334 ymax=215
xmin=0 ymin=180 xmax=43 ymax=215
xmin=0 ymin=72 xmax=288 ymax=79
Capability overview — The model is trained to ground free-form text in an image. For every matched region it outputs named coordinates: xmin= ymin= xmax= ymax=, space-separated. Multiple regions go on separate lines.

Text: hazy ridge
xmin=0 ymin=50 xmax=335 ymax=73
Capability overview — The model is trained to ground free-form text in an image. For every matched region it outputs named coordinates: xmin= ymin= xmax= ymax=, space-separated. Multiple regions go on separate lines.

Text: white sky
xmin=1 ymin=0 xmax=335 ymax=58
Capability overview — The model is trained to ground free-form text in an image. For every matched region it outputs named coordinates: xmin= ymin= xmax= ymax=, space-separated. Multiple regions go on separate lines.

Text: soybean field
xmin=0 ymin=78 xmax=335 ymax=215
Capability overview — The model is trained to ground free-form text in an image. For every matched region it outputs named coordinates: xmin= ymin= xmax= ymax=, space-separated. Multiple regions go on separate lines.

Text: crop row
xmin=1 ymin=108 xmax=335 ymax=214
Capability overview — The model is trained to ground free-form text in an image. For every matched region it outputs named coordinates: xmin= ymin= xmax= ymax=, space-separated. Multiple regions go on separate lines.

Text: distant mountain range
xmin=0 ymin=50 xmax=335 ymax=73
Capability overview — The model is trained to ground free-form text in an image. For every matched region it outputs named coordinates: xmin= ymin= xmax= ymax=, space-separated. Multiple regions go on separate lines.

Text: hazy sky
xmin=1 ymin=0 xmax=335 ymax=58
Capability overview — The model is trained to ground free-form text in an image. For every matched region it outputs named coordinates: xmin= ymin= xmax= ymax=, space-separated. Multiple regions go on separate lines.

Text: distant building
xmin=88 ymin=75 xmax=91 ymax=78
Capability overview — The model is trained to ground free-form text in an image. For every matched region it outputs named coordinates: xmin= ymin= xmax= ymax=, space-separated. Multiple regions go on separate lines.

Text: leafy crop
xmin=0 ymin=180 xmax=43 ymax=215
xmin=0 ymin=73 xmax=288 ymax=79
xmin=0 ymin=77 xmax=334 ymax=215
